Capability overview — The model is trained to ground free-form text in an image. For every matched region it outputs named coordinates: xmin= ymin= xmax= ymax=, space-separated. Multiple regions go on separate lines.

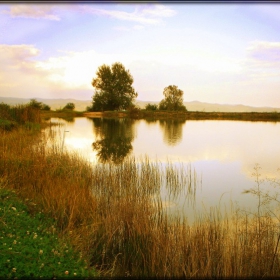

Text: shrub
xmin=145 ymin=103 xmax=158 ymax=111
xmin=63 ymin=103 xmax=75 ymax=111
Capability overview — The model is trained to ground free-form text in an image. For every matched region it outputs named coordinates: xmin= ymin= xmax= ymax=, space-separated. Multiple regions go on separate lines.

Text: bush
xmin=41 ymin=104 xmax=51 ymax=111
xmin=145 ymin=103 xmax=158 ymax=111
xmin=63 ymin=103 xmax=75 ymax=111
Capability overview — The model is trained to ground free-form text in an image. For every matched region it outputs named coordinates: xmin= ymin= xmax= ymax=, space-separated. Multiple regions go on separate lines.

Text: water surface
xmin=47 ymin=117 xmax=280 ymax=222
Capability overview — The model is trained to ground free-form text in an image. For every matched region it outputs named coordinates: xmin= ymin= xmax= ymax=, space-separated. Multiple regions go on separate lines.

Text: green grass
xmin=0 ymin=186 xmax=97 ymax=279
xmin=0 ymin=119 xmax=18 ymax=131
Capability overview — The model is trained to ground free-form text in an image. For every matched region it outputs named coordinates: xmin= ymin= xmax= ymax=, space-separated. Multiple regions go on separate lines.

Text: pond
xmin=46 ymin=117 xmax=280 ymax=222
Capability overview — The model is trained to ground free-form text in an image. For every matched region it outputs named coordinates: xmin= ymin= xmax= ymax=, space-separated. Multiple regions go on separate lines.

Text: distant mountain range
xmin=1 ymin=96 xmax=280 ymax=113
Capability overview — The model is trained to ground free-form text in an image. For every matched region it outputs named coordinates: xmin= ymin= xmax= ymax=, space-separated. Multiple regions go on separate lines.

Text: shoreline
xmin=83 ymin=110 xmax=280 ymax=122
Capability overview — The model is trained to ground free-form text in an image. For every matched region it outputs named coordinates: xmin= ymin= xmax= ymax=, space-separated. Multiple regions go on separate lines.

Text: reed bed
xmin=1 ymin=122 xmax=280 ymax=277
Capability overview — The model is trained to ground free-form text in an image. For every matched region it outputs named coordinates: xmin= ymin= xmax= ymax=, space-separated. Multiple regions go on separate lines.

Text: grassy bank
xmin=0 ymin=103 xmax=41 ymax=131
xmin=85 ymin=109 xmax=280 ymax=122
xmin=1 ymin=105 xmax=280 ymax=277
xmin=0 ymin=186 xmax=94 ymax=278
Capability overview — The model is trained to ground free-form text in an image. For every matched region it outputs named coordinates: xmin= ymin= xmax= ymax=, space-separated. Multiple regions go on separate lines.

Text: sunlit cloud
xmin=84 ymin=4 xmax=176 ymax=25
xmin=0 ymin=44 xmax=60 ymax=98
xmin=244 ymin=41 xmax=280 ymax=79
xmin=0 ymin=44 xmax=39 ymax=63
xmin=2 ymin=4 xmax=60 ymax=20
xmin=0 ymin=44 xmax=94 ymax=99
xmin=140 ymin=4 xmax=176 ymax=17
xmin=35 ymin=50 xmax=135 ymax=89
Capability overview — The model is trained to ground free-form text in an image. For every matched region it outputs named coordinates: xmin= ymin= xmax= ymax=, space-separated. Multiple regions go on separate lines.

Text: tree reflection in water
xmin=159 ymin=119 xmax=186 ymax=146
xmin=91 ymin=118 xmax=135 ymax=164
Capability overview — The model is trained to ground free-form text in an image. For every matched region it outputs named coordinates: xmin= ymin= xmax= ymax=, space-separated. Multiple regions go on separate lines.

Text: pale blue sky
xmin=1 ymin=3 xmax=280 ymax=107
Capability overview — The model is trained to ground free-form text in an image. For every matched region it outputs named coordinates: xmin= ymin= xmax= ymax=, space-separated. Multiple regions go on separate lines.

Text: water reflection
xmin=91 ymin=118 xmax=135 ymax=163
xmin=46 ymin=117 xmax=280 ymax=221
xmin=159 ymin=119 xmax=186 ymax=146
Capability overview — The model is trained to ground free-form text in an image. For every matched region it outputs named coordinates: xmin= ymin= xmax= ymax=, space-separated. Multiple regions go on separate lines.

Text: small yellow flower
xmin=39 ymin=250 xmax=43 ymax=255
xmin=73 ymin=272 xmax=77 ymax=276
xmin=13 ymin=240 xmax=17 ymax=245
xmin=12 ymin=268 xmax=16 ymax=272
xmin=11 ymin=207 xmax=16 ymax=211
xmin=65 ymin=271 xmax=69 ymax=275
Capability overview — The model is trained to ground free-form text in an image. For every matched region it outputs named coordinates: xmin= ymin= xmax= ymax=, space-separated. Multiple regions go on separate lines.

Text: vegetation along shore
xmin=84 ymin=109 xmax=280 ymax=122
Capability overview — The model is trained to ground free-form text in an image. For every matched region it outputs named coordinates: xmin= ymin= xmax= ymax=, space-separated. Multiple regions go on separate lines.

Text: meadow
xmin=1 ymin=103 xmax=280 ymax=278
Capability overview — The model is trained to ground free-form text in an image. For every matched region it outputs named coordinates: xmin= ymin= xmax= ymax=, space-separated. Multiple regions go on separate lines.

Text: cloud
xmin=0 ymin=44 xmax=100 ymax=100
xmin=0 ymin=44 xmax=43 ymax=79
xmin=244 ymin=41 xmax=280 ymax=78
xmin=36 ymin=51 xmax=96 ymax=89
xmin=84 ymin=4 xmax=176 ymax=25
xmin=140 ymin=4 xmax=176 ymax=17
xmin=35 ymin=50 xmax=134 ymax=89
xmin=3 ymin=4 xmax=176 ymax=27
xmin=247 ymin=41 xmax=280 ymax=62
xmin=0 ymin=44 xmax=39 ymax=63
xmin=3 ymin=4 xmax=60 ymax=20
xmin=0 ymin=44 xmax=138 ymax=100
xmin=0 ymin=44 xmax=57 ymax=98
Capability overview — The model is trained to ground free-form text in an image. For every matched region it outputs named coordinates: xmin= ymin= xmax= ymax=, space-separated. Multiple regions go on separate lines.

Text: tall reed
xmin=0 ymin=103 xmax=41 ymax=125
xmin=1 ymin=123 xmax=280 ymax=277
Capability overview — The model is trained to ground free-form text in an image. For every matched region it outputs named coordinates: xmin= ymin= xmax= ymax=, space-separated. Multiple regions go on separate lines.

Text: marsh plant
xmin=1 ymin=122 xmax=280 ymax=277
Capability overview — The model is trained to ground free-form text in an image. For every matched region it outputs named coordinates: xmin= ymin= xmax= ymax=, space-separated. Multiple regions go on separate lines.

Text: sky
xmin=1 ymin=2 xmax=280 ymax=107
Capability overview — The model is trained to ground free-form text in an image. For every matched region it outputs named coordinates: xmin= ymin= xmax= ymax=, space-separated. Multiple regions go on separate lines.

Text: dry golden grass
xmin=1 ymin=123 xmax=280 ymax=277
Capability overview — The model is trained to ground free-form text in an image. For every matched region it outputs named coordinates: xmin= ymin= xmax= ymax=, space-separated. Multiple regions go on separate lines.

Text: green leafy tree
xmin=145 ymin=103 xmax=158 ymax=111
xmin=28 ymin=99 xmax=51 ymax=111
xmin=41 ymin=104 xmax=51 ymax=111
xmin=159 ymin=85 xmax=187 ymax=111
xmin=29 ymin=99 xmax=43 ymax=109
xmin=63 ymin=103 xmax=75 ymax=111
xmin=91 ymin=62 xmax=138 ymax=111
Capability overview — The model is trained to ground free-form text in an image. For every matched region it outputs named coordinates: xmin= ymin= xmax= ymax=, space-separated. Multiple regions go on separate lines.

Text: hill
xmin=0 ymin=97 xmax=92 ymax=112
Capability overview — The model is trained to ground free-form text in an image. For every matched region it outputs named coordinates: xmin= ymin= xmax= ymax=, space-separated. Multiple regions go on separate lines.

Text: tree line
xmin=87 ymin=62 xmax=187 ymax=112
xmin=27 ymin=99 xmax=75 ymax=111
